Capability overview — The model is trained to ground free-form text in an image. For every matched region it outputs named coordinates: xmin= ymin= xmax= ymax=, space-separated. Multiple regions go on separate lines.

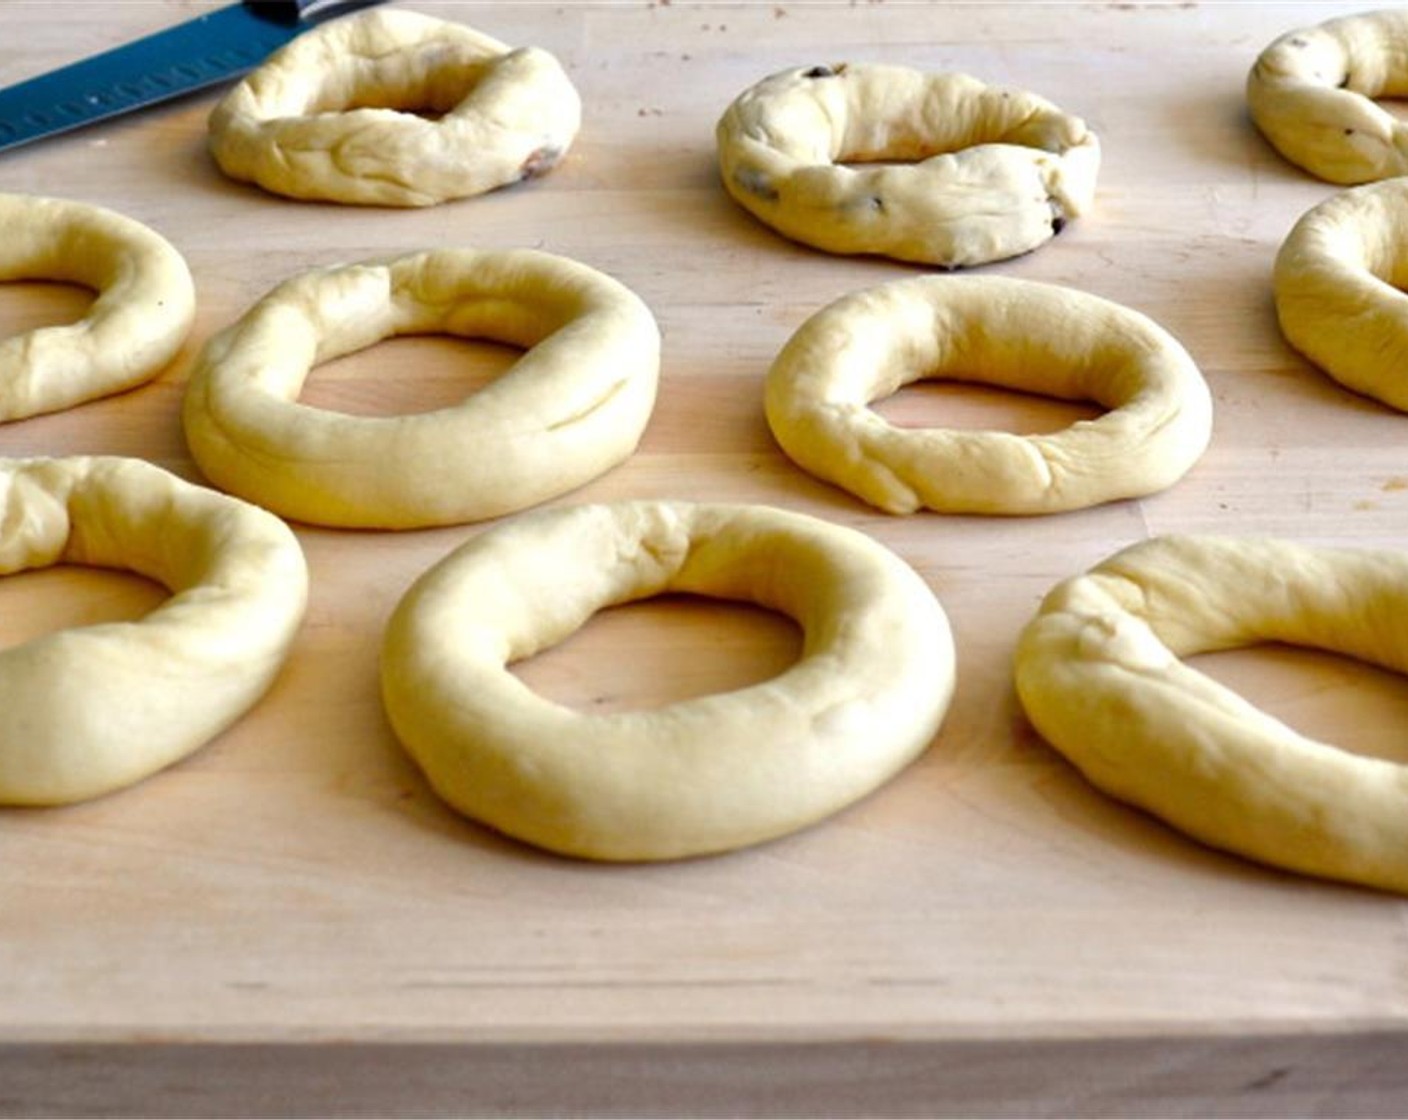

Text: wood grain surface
xmin=2 ymin=1 xmax=1407 ymax=1115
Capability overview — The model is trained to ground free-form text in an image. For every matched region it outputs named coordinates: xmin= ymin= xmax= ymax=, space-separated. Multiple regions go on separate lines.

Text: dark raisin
xmin=803 ymin=65 xmax=835 ymax=78
xmin=1052 ymin=215 xmax=1067 ymax=235
xmin=1289 ymin=37 xmax=1308 ymax=48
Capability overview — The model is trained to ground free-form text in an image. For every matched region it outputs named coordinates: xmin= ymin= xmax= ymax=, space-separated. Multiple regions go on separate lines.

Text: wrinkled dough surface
xmin=1248 ymin=8 xmax=1408 ymax=184
xmin=1015 ymin=534 xmax=1408 ymax=896
xmin=0 ymin=193 xmax=194 ymax=422
xmin=1274 ymin=178 xmax=1408 ymax=411
xmin=380 ymin=500 xmax=955 ymax=861
xmin=716 ymin=64 xmax=1100 ymax=267
xmin=765 ymin=275 xmax=1211 ymax=515
xmin=182 ymin=247 xmax=660 ymax=530
xmin=0 ymin=456 xmax=307 ymax=805
xmin=208 ymin=8 xmax=581 ymax=206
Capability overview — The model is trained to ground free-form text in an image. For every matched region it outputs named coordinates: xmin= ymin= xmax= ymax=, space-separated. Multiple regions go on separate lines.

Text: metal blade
xmin=0 ymin=4 xmax=305 ymax=154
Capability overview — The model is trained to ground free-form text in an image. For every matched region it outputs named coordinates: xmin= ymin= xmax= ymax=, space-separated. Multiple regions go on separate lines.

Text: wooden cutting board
xmin=1 ymin=2 xmax=1405 ymax=1114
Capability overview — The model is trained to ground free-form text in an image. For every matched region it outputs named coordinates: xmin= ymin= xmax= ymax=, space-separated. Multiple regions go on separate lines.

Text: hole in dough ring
xmin=182 ymin=248 xmax=661 ymax=530
xmin=765 ymin=275 xmax=1212 ymax=515
xmin=0 ymin=455 xmax=308 ymax=806
xmin=380 ymin=500 xmax=955 ymax=861
xmin=1273 ymin=178 xmax=1408 ymax=411
xmin=0 ymin=192 xmax=195 ymax=422
xmin=1248 ymin=9 xmax=1408 ymax=184
xmin=1014 ymin=534 xmax=1408 ymax=896
xmin=715 ymin=63 xmax=1100 ymax=268
xmin=208 ymin=8 xmax=581 ymax=207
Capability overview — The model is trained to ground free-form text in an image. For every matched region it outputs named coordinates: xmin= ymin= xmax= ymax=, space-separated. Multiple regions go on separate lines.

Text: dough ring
xmin=1014 ymin=534 xmax=1408 ymax=896
xmin=1273 ymin=177 xmax=1408 ymax=411
xmin=0 ymin=192 xmax=195 ymax=422
xmin=380 ymin=500 xmax=955 ymax=861
xmin=182 ymin=248 xmax=660 ymax=530
xmin=765 ymin=275 xmax=1212 ymax=515
xmin=0 ymin=456 xmax=307 ymax=806
xmin=715 ymin=63 xmax=1100 ymax=267
xmin=208 ymin=8 xmax=581 ymax=206
xmin=1248 ymin=9 xmax=1408 ymax=184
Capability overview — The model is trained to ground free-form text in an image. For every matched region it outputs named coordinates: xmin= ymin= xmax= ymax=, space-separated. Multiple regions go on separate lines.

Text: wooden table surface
xmin=3 ymin=1 xmax=1408 ymax=1115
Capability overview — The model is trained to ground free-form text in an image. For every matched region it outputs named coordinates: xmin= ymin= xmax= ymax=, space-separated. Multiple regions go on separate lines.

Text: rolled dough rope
xmin=182 ymin=247 xmax=660 ymax=530
xmin=1273 ymin=177 xmax=1408 ymax=412
xmin=380 ymin=500 xmax=955 ymax=861
xmin=0 ymin=192 xmax=194 ymax=422
xmin=0 ymin=456 xmax=307 ymax=806
xmin=208 ymin=8 xmax=581 ymax=207
xmin=1014 ymin=534 xmax=1408 ymax=896
xmin=1248 ymin=8 xmax=1408 ymax=184
xmin=715 ymin=63 xmax=1100 ymax=268
xmin=765 ymin=275 xmax=1212 ymax=515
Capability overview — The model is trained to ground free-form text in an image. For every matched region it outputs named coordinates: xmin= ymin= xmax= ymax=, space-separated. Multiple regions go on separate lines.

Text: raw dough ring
xmin=208 ymin=8 xmax=581 ymax=207
xmin=380 ymin=500 xmax=955 ymax=861
xmin=1273 ymin=177 xmax=1408 ymax=411
xmin=715 ymin=63 xmax=1100 ymax=267
xmin=1248 ymin=8 xmax=1408 ymax=184
xmin=0 ymin=456 xmax=307 ymax=806
xmin=182 ymin=248 xmax=660 ymax=530
xmin=0 ymin=192 xmax=194 ymax=422
xmin=1014 ymin=535 xmax=1408 ymax=896
xmin=765 ymin=275 xmax=1212 ymax=515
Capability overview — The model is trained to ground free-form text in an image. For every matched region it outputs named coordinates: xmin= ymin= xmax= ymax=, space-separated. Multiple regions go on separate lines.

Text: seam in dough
xmin=0 ymin=456 xmax=307 ymax=806
xmin=716 ymin=63 xmax=1099 ymax=267
xmin=765 ymin=275 xmax=1212 ymax=515
xmin=0 ymin=192 xmax=194 ymax=422
xmin=380 ymin=500 xmax=955 ymax=861
xmin=182 ymin=248 xmax=661 ymax=530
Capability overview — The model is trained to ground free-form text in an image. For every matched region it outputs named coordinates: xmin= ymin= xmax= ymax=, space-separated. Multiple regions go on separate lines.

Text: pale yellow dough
xmin=0 ymin=192 xmax=194 ymax=422
xmin=208 ymin=8 xmax=581 ymax=207
xmin=381 ymin=501 xmax=955 ymax=861
xmin=1248 ymin=8 xmax=1408 ymax=184
xmin=0 ymin=456 xmax=307 ymax=806
xmin=1014 ymin=535 xmax=1408 ymax=896
xmin=765 ymin=275 xmax=1212 ymax=515
xmin=716 ymin=63 xmax=1100 ymax=268
xmin=182 ymin=248 xmax=660 ymax=530
xmin=1274 ymin=177 xmax=1408 ymax=412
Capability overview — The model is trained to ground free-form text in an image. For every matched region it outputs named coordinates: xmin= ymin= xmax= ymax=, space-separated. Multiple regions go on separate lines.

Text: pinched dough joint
xmin=0 ymin=456 xmax=307 ymax=806
xmin=765 ymin=275 xmax=1212 ymax=516
xmin=381 ymin=501 xmax=955 ymax=861
xmin=1248 ymin=8 xmax=1408 ymax=184
xmin=183 ymin=248 xmax=660 ymax=530
xmin=715 ymin=63 xmax=1100 ymax=268
xmin=208 ymin=8 xmax=581 ymax=206
xmin=1274 ymin=178 xmax=1408 ymax=412
xmin=0 ymin=192 xmax=194 ymax=422
xmin=1014 ymin=535 xmax=1408 ymax=896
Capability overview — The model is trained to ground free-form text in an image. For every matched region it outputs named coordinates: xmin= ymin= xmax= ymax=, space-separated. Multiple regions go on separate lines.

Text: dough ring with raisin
xmin=765 ymin=275 xmax=1212 ymax=515
xmin=381 ymin=500 xmax=955 ymax=861
xmin=0 ymin=192 xmax=194 ymax=422
xmin=715 ymin=63 xmax=1100 ymax=268
xmin=1273 ymin=177 xmax=1408 ymax=411
xmin=1248 ymin=8 xmax=1408 ymax=184
xmin=182 ymin=248 xmax=660 ymax=530
xmin=0 ymin=456 xmax=307 ymax=806
xmin=1015 ymin=534 xmax=1408 ymax=896
xmin=208 ymin=8 xmax=580 ymax=206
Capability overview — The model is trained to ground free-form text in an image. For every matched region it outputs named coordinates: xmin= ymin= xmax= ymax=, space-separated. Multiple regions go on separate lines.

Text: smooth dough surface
xmin=381 ymin=500 xmax=955 ymax=861
xmin=0 ymin=456 xmax=307 ymax=805
xmin=182 ymin=248 xmax=660 ymax=530
xmin=1248 ymin=8 xmax=1408 ymax=184
xmin=1014 ymin=534 xmax=1408 ymax=896
xmin=716 ymin=63 xmax=1100 ymax=267
xmin=208 ymin=8 xmax=581 ymax=206
xmin=765 ymin=275 xmax=1212 ymax=515
xmin=0 ymin=192 xmax=194 ymax=422
xmin=1274 ymin=177 xmax=1408 ymax=411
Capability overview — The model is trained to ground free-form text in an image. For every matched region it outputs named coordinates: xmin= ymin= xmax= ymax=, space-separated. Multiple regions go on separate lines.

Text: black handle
xmin=243 ymin=0 xmax=387 ymax=25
